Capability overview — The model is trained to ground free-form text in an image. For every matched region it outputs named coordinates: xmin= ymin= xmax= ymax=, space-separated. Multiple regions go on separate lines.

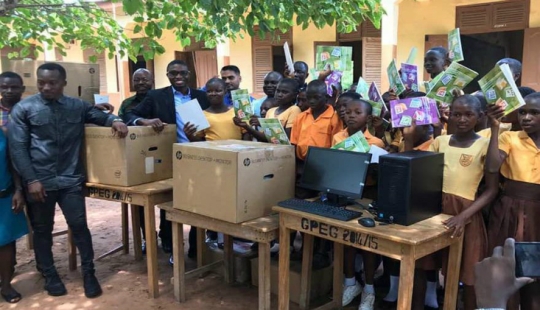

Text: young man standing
xmin=221 ymin=65 xmax=255 ymax=106
xmin=124 ymin=60 xmax=210 ymax=263
xmin=0 ymin=72 xmax=25 ymax=127
xmin=8 ymin=63 xmax=128 ymax=298
xmin=251 ymin=71 xmax=282 ymax=117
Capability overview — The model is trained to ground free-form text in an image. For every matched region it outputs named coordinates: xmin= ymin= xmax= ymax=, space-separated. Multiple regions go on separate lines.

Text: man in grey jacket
xmin=8 ymin=62 xmax=128 ymax=298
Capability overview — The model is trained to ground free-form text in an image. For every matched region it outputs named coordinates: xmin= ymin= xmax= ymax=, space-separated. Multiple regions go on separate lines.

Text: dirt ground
xmin=1 ymin=198 xmax=303 ymax=310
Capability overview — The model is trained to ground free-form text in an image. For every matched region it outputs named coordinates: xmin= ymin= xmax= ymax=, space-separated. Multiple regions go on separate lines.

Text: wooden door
xmin=361 ymin=37 xmax=381 ymax=87
xmin=194 ymin=50 xmax=218 ymax=88
xmin=175 ymin=51 xmax=197 ymax=89
xmin=423 ymin=34 xmax=448 ymax=81
xmin=521 ymin=27 xmax=540 ymax=90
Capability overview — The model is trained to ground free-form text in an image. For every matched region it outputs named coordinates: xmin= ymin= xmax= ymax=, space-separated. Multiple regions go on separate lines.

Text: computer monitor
xmin=299 ymin=147 xmax=372 ymax=204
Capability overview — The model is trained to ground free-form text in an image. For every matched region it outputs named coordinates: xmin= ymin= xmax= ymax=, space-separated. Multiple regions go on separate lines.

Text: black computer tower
xmin=377 ymin=151 xmax=444 ymax=226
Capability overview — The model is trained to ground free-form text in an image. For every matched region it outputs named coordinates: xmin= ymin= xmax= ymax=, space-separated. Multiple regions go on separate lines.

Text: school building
xmin=1 ymin=0 xmax=539 ymax=109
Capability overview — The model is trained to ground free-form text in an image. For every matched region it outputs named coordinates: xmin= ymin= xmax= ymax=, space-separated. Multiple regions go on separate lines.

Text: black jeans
xmin=27 ymin=186 xmax=95 ymax=276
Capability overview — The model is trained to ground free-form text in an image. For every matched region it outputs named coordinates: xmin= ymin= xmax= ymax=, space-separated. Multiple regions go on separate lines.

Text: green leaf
xmin=89 ymin=55 xmax=97 ymax=63
xmin=133 ymin=24 xmax=142 ymax=34
xmin=123 ymin=0 xmax=144 ymax=15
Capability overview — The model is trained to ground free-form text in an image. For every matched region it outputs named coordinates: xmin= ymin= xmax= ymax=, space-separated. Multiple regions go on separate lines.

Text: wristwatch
xmin=112 ymin=118 xmax=124 ymax=123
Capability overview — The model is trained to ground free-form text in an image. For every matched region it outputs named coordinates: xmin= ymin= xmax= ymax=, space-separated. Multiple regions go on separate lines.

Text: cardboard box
xmin=85 ymin=126 xmax=176 ymax=186
xmin=173 ymin=140 xmax=295 ymax=223
xmin=250 ymin=257 xmax=333 ymax=305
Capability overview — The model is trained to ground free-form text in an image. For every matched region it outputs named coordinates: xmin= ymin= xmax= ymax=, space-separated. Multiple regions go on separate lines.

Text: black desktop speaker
xmin=377 ymin=151 xmax=444 ymax=226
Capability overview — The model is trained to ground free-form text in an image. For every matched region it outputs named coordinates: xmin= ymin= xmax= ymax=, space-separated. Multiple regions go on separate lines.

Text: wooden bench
xmin=158 ymin=202 xmax=279 ymax=310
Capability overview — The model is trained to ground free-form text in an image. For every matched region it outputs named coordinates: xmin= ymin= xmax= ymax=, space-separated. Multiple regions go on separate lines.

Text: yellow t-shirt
xmin=398 ymin=137 xmax=434 ymax=152
xmin=266 ymin=105 xmax=301 ymax=129
xmin=429 ymin=135 xmax=489 ymax=201
xmin=499 ymin=131 xmax=540 ymax=184
xmin=203 ymin=109 xmax=243 ymax=141
xmin=477 ymin=122 xmax=512 ymax=139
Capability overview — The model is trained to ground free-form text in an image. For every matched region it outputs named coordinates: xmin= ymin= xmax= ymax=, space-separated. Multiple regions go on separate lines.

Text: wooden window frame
xmin=456 ymin=0 xmax=530 ymax=34
xmin=251 ymin=27 xmax=293 ymax=94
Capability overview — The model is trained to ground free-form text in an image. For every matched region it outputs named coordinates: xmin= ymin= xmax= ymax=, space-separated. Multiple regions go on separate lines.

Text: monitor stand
xmin=322 ymin=193 xmax=350 ymax=207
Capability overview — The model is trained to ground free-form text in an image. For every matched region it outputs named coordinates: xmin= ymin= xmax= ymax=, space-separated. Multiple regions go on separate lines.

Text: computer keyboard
xmin=277 ymin=198 xmax=362 ymax=221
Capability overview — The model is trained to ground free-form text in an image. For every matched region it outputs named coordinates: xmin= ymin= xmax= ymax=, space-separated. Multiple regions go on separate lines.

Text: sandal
xmin=1 ymin=289 xmax=22 ymax=303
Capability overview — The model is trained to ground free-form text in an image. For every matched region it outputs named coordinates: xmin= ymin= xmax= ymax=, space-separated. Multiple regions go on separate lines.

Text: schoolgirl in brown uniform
xmin=486 ymin=92 xmax=540 ymax=310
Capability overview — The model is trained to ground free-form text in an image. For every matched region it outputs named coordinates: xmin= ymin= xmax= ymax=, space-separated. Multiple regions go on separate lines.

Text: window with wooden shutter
xmin=492 ymin=1 xmax=529 ymax=31
xmin=457 ymin=0 xmax=529 ymax=34
xmin=251 ymin=27 xmax=292 ymax=94
xmin=456 ymin=4 xmax=492 ymax=34
xmin=361 ymin=21 xmax=381 ymax=38
xmin=252 ymin=46 xmax=273 ymax=94
xmin=337 ymin=21 xmax=380 ymax=42
xmin=337 ymin=27 xmax=362 ymax=42
xmin=362 ymin=37 xmax=381 ymax=87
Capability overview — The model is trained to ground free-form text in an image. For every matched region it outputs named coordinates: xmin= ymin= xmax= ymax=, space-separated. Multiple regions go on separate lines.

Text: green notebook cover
xmin=331 ymin=131 xmax=370 ymax=153
xmin=448 ymin=28 xmax=464 ymax=62
xmin=478 ymin=63 xmax=525 ymax=116
xmin=426 ymin=62 xmax=478 ymax=104
xmin=356 ymin=76 xmax=370 ymax=99
xmin=231 ymin=89 xmax=253 ymax=121
xmin=387 ymin=59 xmax=406 ymax=96
xmin=258 ymin=118 xmax=291 ymax=145
xmin=315 ymin=46 xmax=353 ymax=72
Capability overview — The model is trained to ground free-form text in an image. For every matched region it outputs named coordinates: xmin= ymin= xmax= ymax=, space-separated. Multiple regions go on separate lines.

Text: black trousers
xmin=27 ymin=185 xmax=95 ymax=276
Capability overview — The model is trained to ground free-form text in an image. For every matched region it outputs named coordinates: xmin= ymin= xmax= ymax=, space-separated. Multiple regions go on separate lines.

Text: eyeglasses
xmin=167 ymin=70 xmax=189 ymax=77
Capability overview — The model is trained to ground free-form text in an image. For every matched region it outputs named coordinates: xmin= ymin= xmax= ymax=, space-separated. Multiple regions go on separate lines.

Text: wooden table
xmin=85 ymin=179 xmax=173 ymax=298
xmin=158 ymin=202 xmax=279 ymax=310
xmin=274 ymin=206 xmax=464 ymax=310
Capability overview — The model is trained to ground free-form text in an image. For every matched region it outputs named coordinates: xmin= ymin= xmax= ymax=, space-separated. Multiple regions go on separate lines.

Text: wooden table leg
xmin=332 ymin=242 xmax=344 ymax=307
xmin=258 ymin=242 xmax=271 ymax=310
xmin=299 ymin=234 xmax=314 ymax=310
xmin=196 ymin=227 xmax=205 ymax=268
xmin=223 ymin=234 xmax=234 ymax=284
xmin=131 ymin=204 xmax=143 ymax=261
xmin=172 ymin=222 xmax=186 ymax=302
xmin=121 ymin=203 xmax=129 ymax=255
xmin=278 ymin=217 xmax=291 ymax=310
xmin=443 ymin=235 xmax=464 ymax=310
xmin=397 ymin=251 xmax=416 ymax=310
xmin=144 ymin=201 xmax=159 ymax=298
xmin=68 ymin=228 xmax=77 ymax=271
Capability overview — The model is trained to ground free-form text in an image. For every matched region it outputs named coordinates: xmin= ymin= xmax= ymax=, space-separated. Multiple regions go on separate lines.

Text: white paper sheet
xmin=176 ymin=98 xmax=210 ymax=132
xmin=284 ymin=42 xmax=294 ymax=71
xmin=93 ymin=94 xmax=109 ymax=104
xmin=368 ymin=145 xmax=389 ymax=164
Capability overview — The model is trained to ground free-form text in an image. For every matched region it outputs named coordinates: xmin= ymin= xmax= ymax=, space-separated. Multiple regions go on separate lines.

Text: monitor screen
xmin=300 ymin=147 xmax=372 ymax=199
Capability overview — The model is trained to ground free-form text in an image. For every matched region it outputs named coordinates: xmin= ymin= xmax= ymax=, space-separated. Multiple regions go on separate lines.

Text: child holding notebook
xmin=486 ymin=92 xmax=540 ymax=310
xmin=334 ymin=97 xmax=384 ymax=309
xmin=413 ymin=94 xmax=499 ymax=310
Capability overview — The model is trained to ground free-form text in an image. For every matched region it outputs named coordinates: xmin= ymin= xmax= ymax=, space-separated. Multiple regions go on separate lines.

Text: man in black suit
xmin=124 ymin=60 xmax=210 ymax=263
